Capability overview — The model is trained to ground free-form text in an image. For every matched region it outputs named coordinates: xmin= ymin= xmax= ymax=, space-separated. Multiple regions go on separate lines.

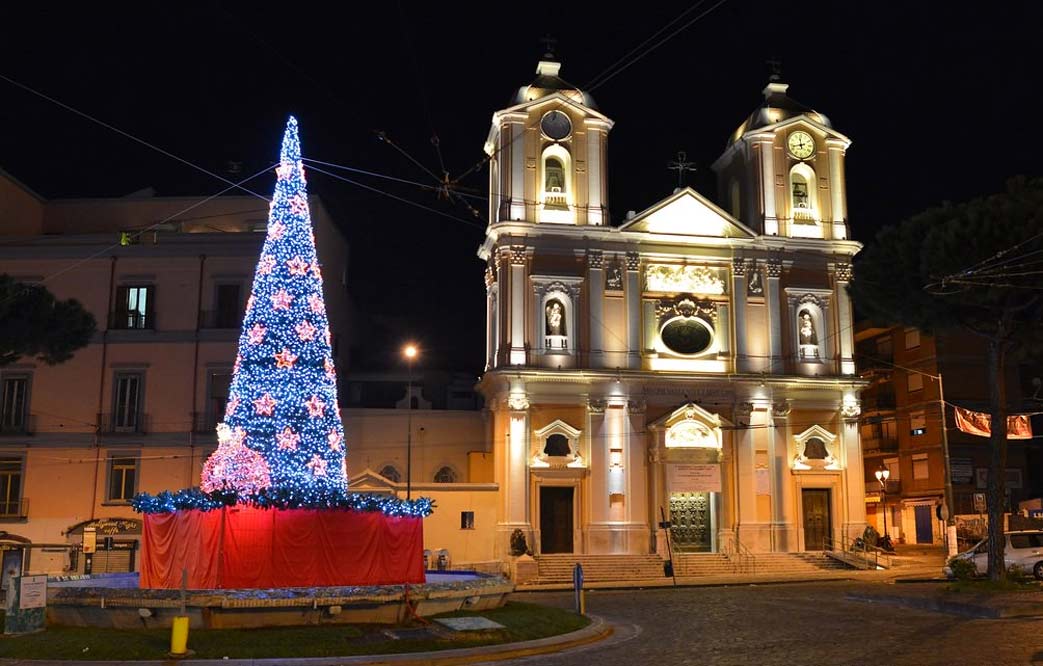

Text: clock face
xmin=787 ymin=131 xmax=815 ymax=160
xmin=540 ymin=110 xmax=572 ymax=140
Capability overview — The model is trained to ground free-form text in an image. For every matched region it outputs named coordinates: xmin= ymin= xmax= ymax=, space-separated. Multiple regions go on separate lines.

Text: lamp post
xmin=403 ymin=344 xmax=418 ymax=500
xmin=875 ymin=466 xmax=891 ymax=538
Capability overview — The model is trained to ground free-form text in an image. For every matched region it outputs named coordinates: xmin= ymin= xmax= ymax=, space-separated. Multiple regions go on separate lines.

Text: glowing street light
xmin=404 ymin=344 xmax=419 ymax=499
xmin=875 ymin=466 xmax=891 ymax=538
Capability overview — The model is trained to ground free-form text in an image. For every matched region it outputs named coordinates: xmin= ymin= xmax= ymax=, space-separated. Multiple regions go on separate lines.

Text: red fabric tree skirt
xmin=140 ymin=506 xmax=424 ymax=589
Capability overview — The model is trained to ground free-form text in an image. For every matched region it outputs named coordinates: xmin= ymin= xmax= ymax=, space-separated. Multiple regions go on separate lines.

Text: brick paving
xmin=509 ymin=582 xmax=1043 ymax=666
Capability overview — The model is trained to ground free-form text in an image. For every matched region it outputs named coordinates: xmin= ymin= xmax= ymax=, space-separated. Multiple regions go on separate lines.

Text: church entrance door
xmin=539 ymin=486 xmax=574 ymax=554
xmin=669 ymin=492 xmax=713 ymax=552
xmin=802 ymin=488 xmax=832 ymax=550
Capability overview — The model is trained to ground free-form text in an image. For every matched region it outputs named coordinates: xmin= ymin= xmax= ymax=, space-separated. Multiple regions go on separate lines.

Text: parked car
xmin=943 ymin=530 xmax=1043 ymax=579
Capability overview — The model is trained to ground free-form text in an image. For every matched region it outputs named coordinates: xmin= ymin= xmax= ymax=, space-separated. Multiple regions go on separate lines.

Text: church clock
xmin=787 ymin=130 xmax=815 ymax=160
xmin=540 ymin=110 xmax=572 ymax=141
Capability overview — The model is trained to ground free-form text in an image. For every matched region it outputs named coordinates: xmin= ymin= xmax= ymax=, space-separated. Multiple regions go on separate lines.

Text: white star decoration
xmin=276 ymin=426 xmax=300 ymax=451
xmin=248 ymin=323 xmax=267 ymax=345
xmin=304 ymin=395 xmax=326 ymax=418
xmin=307 ymin=454 xmax=328 ymax=477
xmin=296 ymin=320 xmax=317 ymax=341
xmin=271 ymin=289 xmax=293 ymax=310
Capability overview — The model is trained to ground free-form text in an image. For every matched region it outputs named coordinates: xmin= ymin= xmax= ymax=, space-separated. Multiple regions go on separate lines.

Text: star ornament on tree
xmin=307 ymin=454 xmax=328 ymax=477
xmin=327 ymin=430 xmax=343 ymax=451
xmin=268 ymin=220 xmax=286 ymax=240
xmin=225 ymin=396 xmax=240 ymax=419
xmin=258 ymin=255 xmax=276 ymax=275
xmin=253 ymin=393 xmax=277 ymax=416
xmin=296 ymin=320 xmax=317 ymax=341
xmin=274 ymin=348 xmax=298 ymax=369
xmin=304 ymin=394 xmax=327 ymax=418
xmin=286 ymin=256 xmax=310 ymax=276
xmin=289 ymin=194 xmax=309 ymax=217
xmin=271 ymin=289 xmax=293 ymax=310
xmin=276 ymin=426 xmax=300 ymax=451
xmin=248 ymin=323 xmax=267 ymax=345
xmin=324 ymin=358 xmax=337 ymax=382
xmin=309 ymin=294 xmax=325 ymax=315
xmin=275 ymin=161 xmax=294 ymax=180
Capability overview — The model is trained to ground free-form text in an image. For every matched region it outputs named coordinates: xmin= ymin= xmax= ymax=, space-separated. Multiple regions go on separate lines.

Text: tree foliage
xmin=850 ymin=176 xmax=1043 ymax=581
xmin=0 ymin=274 xmax=96 ymax=366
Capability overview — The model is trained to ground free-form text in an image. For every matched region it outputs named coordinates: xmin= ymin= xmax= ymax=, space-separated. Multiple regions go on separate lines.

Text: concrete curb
xmin=845 ymin=592 xmax=1043 ymax=619
xmin=0 ymin=615 xmax=613 ymax=666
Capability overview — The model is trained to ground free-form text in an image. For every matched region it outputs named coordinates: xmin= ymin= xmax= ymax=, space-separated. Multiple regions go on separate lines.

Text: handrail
xmin=722 ymin=534 xmax=755 ymax=574
xmin=824 ymin=534 xmax=893 ymax=569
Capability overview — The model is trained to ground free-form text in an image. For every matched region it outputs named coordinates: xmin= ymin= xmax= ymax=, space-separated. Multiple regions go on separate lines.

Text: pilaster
xmin=765 ymin=259 xmax=783 ymax=374
xmin=508 ymin=245 xmax=527 ymax=366
xmin=832 ymin=262 xmax=855 ymax=375
xmin=840 ymin=395 xmax=867 ymax=540
xmin=731 ymin=258 xmax=748 ymax=372
xmin=587 ymin=250 xmax=604 ymax=368
xmin=770 ymin=401 xmax=797 ymax=551
xmin=624 ymin=252 xmax=641 ymax=369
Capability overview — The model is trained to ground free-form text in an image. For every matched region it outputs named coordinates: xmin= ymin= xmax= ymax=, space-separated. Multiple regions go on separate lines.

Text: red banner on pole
xmin=953 ymin=406 xmax=1033 ymax=439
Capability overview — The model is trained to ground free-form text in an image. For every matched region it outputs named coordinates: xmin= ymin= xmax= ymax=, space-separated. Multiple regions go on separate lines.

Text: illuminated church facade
xmin=477 ymin=57 xmax=866 ymax=558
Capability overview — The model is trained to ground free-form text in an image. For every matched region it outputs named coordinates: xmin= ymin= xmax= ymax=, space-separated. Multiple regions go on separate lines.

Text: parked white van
xmin=944 ymin=530 xmax=1043 ymax=579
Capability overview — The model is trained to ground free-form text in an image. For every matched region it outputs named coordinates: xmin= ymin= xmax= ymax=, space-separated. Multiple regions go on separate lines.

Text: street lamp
xmin=875 ymin=466 xmax=891 ymax=538
xmin=403 ymin=344 xmax=418 ymax=500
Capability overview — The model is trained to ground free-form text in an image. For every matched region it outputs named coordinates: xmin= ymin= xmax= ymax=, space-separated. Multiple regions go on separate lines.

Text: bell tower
xmin=484 ymin=56 xmax=614 ymax=226
xmin=712 ymin=76 xmax=851 ymax=240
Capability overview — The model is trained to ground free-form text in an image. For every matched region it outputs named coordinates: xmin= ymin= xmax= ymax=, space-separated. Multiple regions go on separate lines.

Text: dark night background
xmin=2 ymin=2 xmax=1040 ymax=376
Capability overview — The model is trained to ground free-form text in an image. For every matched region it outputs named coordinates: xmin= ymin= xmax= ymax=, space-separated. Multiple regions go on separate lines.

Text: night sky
xmin=2 ymin=3 xmax=1040 ymax=375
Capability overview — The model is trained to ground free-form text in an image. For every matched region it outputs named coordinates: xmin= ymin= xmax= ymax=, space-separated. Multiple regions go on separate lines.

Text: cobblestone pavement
xmin=508 ymin=582 xmax=1043 ymax=666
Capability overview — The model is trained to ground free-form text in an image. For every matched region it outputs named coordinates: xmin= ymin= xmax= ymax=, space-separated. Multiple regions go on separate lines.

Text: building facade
xmin=856 ymin=325 xmax=1043 ymax=545
xmin=477 ymin=59 xmax=867 ymax=559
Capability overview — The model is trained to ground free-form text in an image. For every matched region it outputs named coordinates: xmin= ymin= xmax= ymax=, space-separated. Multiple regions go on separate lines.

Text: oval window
xmin=661 ymin=318 xmax=712 ymax=355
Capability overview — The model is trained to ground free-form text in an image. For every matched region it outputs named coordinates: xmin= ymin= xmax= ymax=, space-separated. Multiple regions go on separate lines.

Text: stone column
xmin=733 ymin=402 xmax=759 ymax=540
xmin=509 ymin=245 xmax=527 ymax=366
xmin=509 ymin=119 xmax=526 ymax=221
xmin=826 ymin=138 xmax=848 ymax=239
xmin=625 ymin=399 xmax=649 ymax=554
xmin=731 ymin=258 xmax=748 ymax=372
xmin=765 ymin=259 xmax=783 ymax=374
xmin=840 ymin=396 xmax=867 ymax=541
xmin=751 ymin=133 xmax=778 ymax=235
xmin=770 ymin=401 xmax=797 ymax=551
xmin=498 ymin=391 xmax=532 ymax=556
xmin=586 ymin=122 xmax=606 ymax=226
xmin=587 ymin=250 xmax=604 ymax=368
xmin=485 ymin=266 xmax=496 ymax=370
xmin=586 ymin=399 xmax=608 ymax=553
xmin=624 ymin=252 xmax=641 ymax=369
xmin=833 ymin=262 xmax=855 ymax=375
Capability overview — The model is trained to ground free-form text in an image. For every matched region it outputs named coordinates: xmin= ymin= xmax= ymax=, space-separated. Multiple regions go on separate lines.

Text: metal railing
xmin=824 ymin=534 xmax=893 ymax=569
xmin=0 ymin=414 xmax=36 ymax=436
xmin=96 ymin=413 xmax=150 ymax=434
xmin=721 ymin=534 xmax=756 ymax=574
xmin=108 ymin=311 xmax=153 ymax=330
xmin=0 ymin=497 xmax=28 ymax=518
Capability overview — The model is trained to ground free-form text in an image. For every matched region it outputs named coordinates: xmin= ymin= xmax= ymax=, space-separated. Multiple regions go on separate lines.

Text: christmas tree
xmin=201 ymin=116 xmax=347 ymax=496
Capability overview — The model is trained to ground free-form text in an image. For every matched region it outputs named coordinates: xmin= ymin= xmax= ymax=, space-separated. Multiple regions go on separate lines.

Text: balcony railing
xmin=97 ymin=413 xmax=149 ymax=434
xmin=108 ymin=311 xmax=154 ymax=330
xmin=199 ymin=309 xmax=243 ymax=330
xmin=0 ymin=498 xmax=28 ymax=519
xmin=0 ymin=414 xmax=36 ymax=436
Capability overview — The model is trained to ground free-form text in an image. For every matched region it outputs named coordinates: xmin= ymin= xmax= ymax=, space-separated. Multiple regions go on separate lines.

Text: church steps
xmin=531 ymin=552 xmax=855 ymax=583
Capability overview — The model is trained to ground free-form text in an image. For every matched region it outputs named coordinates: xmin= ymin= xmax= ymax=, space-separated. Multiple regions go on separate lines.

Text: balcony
xmin=862 ymin=437 xmax=898 ymax=454
xmin=108 ymin=311 xmax=154 ymax=330
xmin=0 ymin=498 xmax=28 ymax=520
xmin=97 ymin=413 xmax=150 ymax=435
xmin=0 ymin=414 xmax=36 ymax=436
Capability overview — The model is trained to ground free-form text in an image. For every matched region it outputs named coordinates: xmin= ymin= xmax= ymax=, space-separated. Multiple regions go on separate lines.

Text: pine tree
xmin=201 ymin=117 xmax=347 ymax=496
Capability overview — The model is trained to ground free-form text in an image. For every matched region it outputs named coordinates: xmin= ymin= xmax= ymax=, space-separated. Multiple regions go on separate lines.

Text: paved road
xmin=507 ymin=582 xmax=1043 ymax=666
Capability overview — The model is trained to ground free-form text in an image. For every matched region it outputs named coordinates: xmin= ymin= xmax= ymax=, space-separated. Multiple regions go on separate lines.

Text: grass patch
xmin=0 ymin=602 xmax=590 ymax=661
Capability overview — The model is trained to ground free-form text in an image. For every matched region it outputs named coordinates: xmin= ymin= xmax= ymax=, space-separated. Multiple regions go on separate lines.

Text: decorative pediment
xmin=348 ymin=468 xmax=398 ymax=492
xmin=649 ymin=403 xmax=724 ymax=449
xmin=792 ymin=425 xmax=840 ymax=471
xmin=532 ymin=419 xmax=585 ymax=469
xmin=619 ymin=187 xmax=757 ymax=239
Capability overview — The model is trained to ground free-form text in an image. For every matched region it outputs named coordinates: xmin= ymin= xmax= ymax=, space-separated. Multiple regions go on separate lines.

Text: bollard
xmin=169 ymin=615 xmax=190 ymax=656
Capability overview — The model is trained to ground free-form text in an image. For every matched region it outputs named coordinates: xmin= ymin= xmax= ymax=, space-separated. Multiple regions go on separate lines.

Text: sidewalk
xmin=847 ymin=582 xmax=1043 ymax=619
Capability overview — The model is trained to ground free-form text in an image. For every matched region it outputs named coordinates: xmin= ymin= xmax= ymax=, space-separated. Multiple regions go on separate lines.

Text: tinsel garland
xmin=131 ymin=486 xmax=435 ymax=517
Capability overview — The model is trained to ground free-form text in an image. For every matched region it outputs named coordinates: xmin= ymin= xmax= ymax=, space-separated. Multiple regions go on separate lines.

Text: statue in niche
xmin=792 ymin=180 xmax=810 ymax=209
xmin=798 ymin=309 xmax=817 ymax=345
xmin=545 ymin=158 xmax=565 ymax=192
xmin=606 ymin=264 xmax=623 ymax=290
xmin=748 ymin=270 xmax=763 ymax=296
xmin=546 ymin=300 xmax=566 ymax=336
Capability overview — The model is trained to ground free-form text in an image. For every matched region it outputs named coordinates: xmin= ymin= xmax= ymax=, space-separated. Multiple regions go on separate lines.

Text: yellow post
xmin=170 ymin=616 xmax=190 ymax=656
xmin=579 ymin=589 xmax=586 ymax=615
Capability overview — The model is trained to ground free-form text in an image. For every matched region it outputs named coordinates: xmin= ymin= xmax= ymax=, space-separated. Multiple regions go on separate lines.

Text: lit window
xmin=910 ymin=410 xmax=926 ymax=436
xmin=460 ymin=511 xmax=475 ymax=530
xmin=107 ymin=455 xmax=137 ymax=502
xmin=113 ymin=285 xmax=155 ymax=329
